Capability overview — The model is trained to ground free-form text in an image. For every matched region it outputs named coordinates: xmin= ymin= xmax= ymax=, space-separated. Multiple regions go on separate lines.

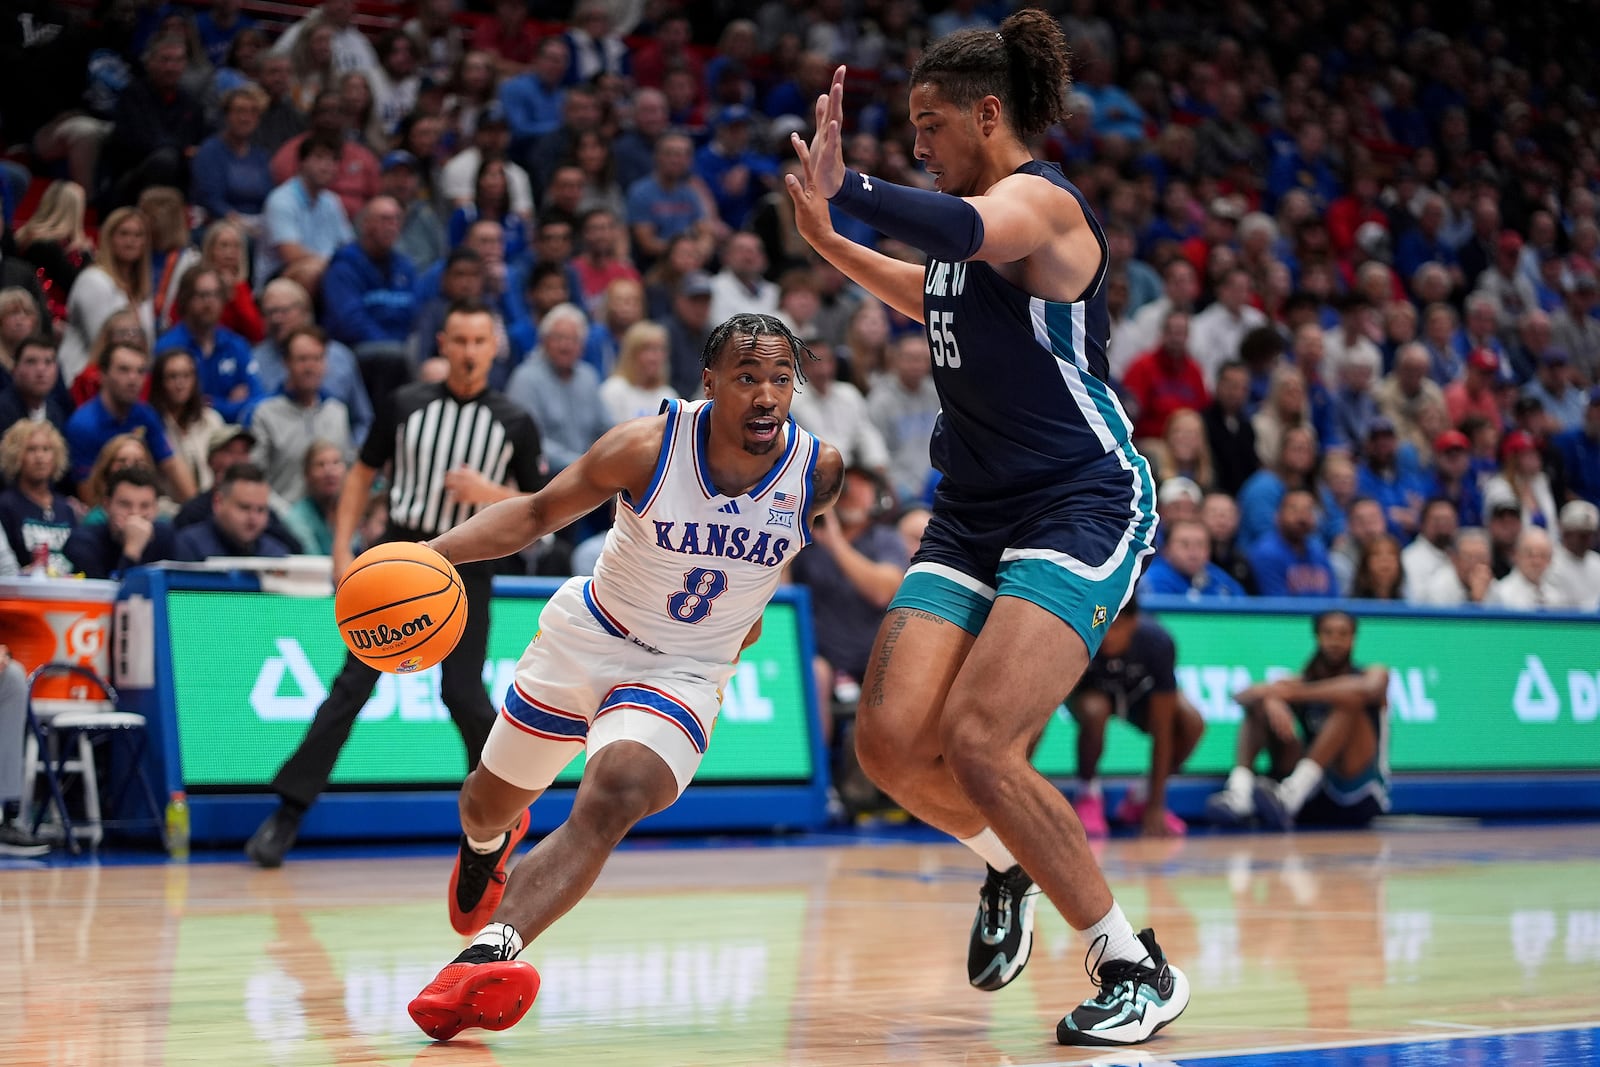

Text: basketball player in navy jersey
xmin=786 ymin=12 xmax=1188 ymax=1046
xmin=405 ymin=314 xmax=844 ymax=1041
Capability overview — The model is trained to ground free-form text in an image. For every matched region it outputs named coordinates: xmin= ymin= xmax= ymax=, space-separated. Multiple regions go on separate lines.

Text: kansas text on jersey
xmin=587 ymin=399 xmax=821 ymax=663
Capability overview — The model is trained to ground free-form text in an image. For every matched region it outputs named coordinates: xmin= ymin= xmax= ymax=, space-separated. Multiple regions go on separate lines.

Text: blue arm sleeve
xmin=829 ymin=169 xmax=986 ymax=262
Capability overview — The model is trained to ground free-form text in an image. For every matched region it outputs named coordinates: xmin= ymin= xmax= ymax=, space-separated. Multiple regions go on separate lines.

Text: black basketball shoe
xmin=966 ymin=863 xmax=1041 ymax=991
xmin=1057 ymin=928 xmax=1190 ymax=1046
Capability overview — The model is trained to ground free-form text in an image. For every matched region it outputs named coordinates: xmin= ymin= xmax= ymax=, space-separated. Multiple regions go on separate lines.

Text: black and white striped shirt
xmin=360 ymin=381 xmax=543 ymax=537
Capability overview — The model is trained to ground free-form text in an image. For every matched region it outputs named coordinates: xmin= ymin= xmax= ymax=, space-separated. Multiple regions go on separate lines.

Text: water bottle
xmin=29 ymin=542 xmax=50 ymax=580
xmin=165 ymin=791 xmax=190 ymax=861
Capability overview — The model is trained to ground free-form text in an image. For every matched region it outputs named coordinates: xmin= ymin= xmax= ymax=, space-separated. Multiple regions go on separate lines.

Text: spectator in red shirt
xmin=1444 ymin=348 xmax=1507 ymax=429
xmin=1123 ymin=310 xmax=1211 ymax=442
xmin=570 ymin=208 xmax=642 ymax=316
xmin=1326 ymin=168 xmax=1388 ymax=262
xmin=472 ymin=0 xmax=544 ymax=79
xmin=269 ymin=91 xmax=381 ymax=222
xmin=630 ymin=13 xmax=701 ymax=92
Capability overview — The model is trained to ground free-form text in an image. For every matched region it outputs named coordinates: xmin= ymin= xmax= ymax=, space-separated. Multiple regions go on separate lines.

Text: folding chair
xmin=22 ymin=664 xmax=166 ymax=854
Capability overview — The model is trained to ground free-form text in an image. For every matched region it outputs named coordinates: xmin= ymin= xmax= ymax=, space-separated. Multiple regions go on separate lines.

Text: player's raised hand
xmin=785 ymin=67 xmax=850 ymax=248
xmin=791 ymin=65 xmax=848 ymax=198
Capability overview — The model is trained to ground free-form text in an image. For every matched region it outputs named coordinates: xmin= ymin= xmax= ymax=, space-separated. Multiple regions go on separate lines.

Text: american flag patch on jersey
xmin=767 ymin=490 xmax=798 ymax=528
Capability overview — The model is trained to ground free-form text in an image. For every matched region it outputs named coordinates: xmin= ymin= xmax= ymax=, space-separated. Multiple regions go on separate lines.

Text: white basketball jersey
xmin=587 ymin=399 xmax=820 ymax=663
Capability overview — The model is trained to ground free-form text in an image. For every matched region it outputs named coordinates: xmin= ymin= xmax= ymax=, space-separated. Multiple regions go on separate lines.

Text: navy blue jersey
xmin=922 ymin=160 xmax=1132 ymax=499
xmin=1293 ymin=662 xmax=1383 ymax=744
xmin=1072 ymin=618 xmax=1177 ymax=732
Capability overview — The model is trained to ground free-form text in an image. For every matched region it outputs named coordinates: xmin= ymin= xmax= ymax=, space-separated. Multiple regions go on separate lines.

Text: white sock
xmin=1078 ymin=777 xmax=1102 ymax=799
xmin=467 ymin=831 xmax=507 ymax=855
xmin=1080 ymin=901 xmax=1148 ymax=966
xmin=1278 ymin=759 xmax=1324 ymax=815
xmin=959 ymin=827 xmax=1018 ymax=872
xmin=471 ymin=921 xmax=524 ymax=960
xmin=1225 ymin=765 xmax=1254 ymax=798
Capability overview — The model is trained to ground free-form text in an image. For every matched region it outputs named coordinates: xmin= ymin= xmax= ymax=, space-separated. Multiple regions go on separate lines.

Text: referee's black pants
xmin=270 ymin=557 xmax=497 ymax=812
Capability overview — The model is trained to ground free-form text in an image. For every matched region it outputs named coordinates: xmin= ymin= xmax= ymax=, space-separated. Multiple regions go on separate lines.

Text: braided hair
xmin=911 ymin=9 xmax=1072 ymax=141
xmin=699 ymin=312 xmax=818 ymax=385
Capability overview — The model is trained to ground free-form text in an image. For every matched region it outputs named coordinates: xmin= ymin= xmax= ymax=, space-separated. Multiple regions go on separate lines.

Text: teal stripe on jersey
xmin=1037 ymin=300 xmax=1158 ymax=544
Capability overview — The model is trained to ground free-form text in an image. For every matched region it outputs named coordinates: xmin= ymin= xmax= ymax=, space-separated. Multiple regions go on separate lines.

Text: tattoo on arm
xmin=811 ymin=450 xmax=845 ymax=516
xmin=863 ymin=608 xmax=948 ymax=707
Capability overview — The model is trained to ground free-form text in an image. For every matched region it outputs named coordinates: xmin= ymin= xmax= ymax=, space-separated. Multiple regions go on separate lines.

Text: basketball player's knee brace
xmin=830 ymin=168 xmax=986 ymax=263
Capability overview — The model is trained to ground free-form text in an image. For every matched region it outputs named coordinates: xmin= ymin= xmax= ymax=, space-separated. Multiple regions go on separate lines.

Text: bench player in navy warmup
xmin=1063 ymin=596 xmax=1206 ymax=839
xmin=786 ymin=11 xmax=1188 ymax=1047
xmin=1207 ymin=609 xmax=1391 ymax=831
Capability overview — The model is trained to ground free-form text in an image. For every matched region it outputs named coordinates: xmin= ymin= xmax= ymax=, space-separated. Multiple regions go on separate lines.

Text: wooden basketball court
xmin=3 ymin=822 xmax=1597 ymax=1066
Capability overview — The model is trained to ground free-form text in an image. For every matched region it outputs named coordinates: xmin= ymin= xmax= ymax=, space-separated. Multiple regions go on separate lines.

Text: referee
xmin=247 ymin=301 xmax=544 ymax=868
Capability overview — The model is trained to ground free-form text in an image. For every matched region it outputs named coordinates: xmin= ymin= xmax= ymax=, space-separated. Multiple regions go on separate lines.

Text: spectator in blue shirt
xmin=1382 ymin=72 xmax=1431 ymax=149
xmin=321 ymin=196 xmax=419 ymax=404
xmin=499 ymin=37 xmax=569 ymax=157
xmin=1356 ymin=417 xmax=1429 ymax=540
xmin=190 ymin=86 xmax=274 ymax=226
xmin=175 ymin=460 xmax=291 ymax=560
xmin=257 ymin=135 xmax=354 ymax=290
xmin=694 ymin=105 xmax=780 ymax=231
xmin=1266 ymin=122 xmax=1339 ymax=212
xmin=194 ymin=0 xmax=257 ymax=69
xmin=446 ymin=158 xmax=529 ymax=263
xmin=1076 ymin=47 xmax=1146 ymax=142
xmin=323 ymin=197 xmax=419 ymax=350
xmin=1420 ymin=429 xmax=1484 ymax=528
xmin=1237 ymin=424 xmax=1319 ymax=548
xmin=1554 ymin=390 xmax=1600 ymax=508
xmin=1522 ymin=349 xmax=1587 ymax=432
xmin=64 ymin=342 xmax=196 ymax=500
xmin=1450 ymin=292 xmax=1511 ymax=379
xmin=1248 ymin=489 xmax=1337 ymax=598
xmin=1394 ymin=194 xmax=1459 ymax=284
xmin=1141 ymin=518 xmax=1247 ymax=599
xmin=626 ymin=133 xmax=711 ymax=268
xmin=156 ymin=268 xmax=260 ymax=421
xmin=63 ymin=465 xmax=178 ymax=578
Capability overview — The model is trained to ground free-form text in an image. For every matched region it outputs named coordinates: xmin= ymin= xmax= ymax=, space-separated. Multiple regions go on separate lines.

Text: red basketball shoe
xmin=448 ymin=808 xmax=531 ymax=935
xmin=408 ymin=945 xmax=541 ymax=1041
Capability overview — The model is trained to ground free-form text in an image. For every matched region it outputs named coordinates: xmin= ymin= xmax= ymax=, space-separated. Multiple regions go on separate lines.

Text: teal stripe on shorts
xmin=889 ymin=563 xmax=995 ymax=636
xmin=995 ymin=548 xmax=1152 ymax=659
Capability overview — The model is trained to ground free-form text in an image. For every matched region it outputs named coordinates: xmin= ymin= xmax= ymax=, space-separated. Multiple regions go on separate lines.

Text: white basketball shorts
xmin=480 ymin=576 xmax=735 ymax=795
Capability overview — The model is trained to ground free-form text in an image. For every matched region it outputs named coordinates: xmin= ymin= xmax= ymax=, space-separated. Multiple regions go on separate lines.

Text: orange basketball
xmin=335 ymin=541 xmax=467 ymax=673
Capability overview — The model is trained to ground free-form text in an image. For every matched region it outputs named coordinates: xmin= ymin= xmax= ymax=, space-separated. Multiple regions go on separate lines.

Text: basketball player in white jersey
xmin=407 ymin=312 xmax=843 ymax=1041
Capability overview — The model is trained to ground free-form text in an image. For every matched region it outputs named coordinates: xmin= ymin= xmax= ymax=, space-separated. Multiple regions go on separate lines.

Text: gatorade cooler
xmin=0 ymin=577 xmax=121 ymax=698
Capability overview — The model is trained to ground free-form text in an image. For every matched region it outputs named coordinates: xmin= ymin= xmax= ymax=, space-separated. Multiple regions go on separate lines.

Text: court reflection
xmin=0 ymin=825 xmax=1597 ymax=1066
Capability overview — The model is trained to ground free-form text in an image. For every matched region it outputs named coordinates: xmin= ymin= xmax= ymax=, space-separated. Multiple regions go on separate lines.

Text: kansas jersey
xmin=588 ymin=399 xmax=821 ymax=664
xmin=922 ymin=160 xmax=1133 ymax=497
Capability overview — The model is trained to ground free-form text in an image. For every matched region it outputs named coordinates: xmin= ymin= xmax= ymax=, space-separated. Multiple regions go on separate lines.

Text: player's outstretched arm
xmin=805 ymin=58 xmax=1086 ymax=277
xmin=786 ymin=67 xmax=925 ymax=322
xmin=429 ymin=417 xmax=664 ymax=566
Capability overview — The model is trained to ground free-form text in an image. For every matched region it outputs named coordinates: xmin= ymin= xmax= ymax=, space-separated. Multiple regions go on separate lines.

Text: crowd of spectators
xmin=0 ymin=0 xmax=1598 ymax=622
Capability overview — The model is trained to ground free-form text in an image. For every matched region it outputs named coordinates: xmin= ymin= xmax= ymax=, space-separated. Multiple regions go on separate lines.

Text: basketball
xmin=335 ymin=541 xmax=467 ymax=673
